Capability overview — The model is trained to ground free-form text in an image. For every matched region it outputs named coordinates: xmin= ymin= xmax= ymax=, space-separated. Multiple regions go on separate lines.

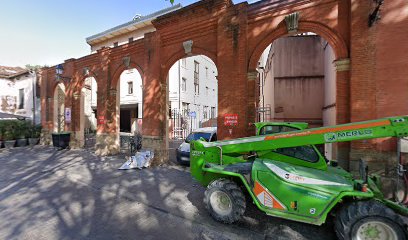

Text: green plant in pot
xmin=15 ymin=121 xmax=29 ymax=147
xmin=3 ymin=130 xmax=15 ymax=148
xmin=0 ymin=130 xmax=4 ymax=148
xmin=29 ymin=124 xmax=41 ymax=145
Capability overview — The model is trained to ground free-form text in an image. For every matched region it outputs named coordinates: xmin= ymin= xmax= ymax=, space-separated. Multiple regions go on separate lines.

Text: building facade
xmin=0 ymin=66 xmax=40 ymax=124
xmin=85 ymin=4 xmax=218 ymax=137
xmin=258 ymin=34 xmax=336 ymax=159
xmin=39 ymin=0 xmax=408 ymax=169
xmin=168 ymin=55 xmax=218 ymax=138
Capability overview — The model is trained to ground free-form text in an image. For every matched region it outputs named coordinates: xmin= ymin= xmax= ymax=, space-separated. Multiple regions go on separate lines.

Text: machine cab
xmin=254 ymin=122 xmax=328 ymax=170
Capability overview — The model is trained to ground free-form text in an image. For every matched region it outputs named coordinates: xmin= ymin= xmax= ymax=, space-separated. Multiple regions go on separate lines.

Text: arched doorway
xmin=166 ymin=55 xmax=218 ymax=163
xmin=79 ymin=76 xmax=98 ymax=148
xmin=255 ymin=32 xmax=337 ymax=160
xmin=117 ymin=68 xmax=143 ymax=151
xmin=53 ymin=83 xmax=66 ymax=133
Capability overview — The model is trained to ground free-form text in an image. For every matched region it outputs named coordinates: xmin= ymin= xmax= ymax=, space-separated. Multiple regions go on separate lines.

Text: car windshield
xmin=185 ymin=132 xmax=212 ymax=143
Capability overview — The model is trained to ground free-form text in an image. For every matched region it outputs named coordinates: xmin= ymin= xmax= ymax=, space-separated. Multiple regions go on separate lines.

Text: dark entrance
xmin=120 ymin=109 xmax=131 ymax=132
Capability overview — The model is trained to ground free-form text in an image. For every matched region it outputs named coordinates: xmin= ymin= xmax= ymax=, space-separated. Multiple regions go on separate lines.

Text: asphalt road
xmin=0 ymin=146 xmax=336 ymax=240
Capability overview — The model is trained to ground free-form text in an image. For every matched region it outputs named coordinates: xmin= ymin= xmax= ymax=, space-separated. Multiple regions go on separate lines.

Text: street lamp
xmin=55 ymin=64 xmax=70 ymax=82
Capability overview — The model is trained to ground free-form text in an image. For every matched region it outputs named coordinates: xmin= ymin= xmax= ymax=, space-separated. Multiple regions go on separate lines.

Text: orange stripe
xmin=264 ymin=120 xmax=390 ymax=141
xmin=254 ymin=181 xmax=263 ymax=195
xmin=272 ymin=196 xmax=285 ymax=210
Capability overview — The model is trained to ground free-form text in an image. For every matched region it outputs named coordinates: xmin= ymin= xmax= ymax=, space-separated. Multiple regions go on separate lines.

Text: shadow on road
xmin=0 ymin=146 xmax=335 ymax=240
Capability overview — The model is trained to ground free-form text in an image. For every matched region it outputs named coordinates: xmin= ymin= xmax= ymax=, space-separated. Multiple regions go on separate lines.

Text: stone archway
xmin=39 ymin=0 xmax=355 ymax=164
xmin=247 ymin=20 xmax=351 ymax=168
xmin=248 ymin=21 xmax=349 ymax=71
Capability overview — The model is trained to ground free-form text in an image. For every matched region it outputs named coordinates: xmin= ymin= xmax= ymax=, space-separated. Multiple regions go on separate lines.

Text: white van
xmin=176 ymin=127 xmax=217 ymax=165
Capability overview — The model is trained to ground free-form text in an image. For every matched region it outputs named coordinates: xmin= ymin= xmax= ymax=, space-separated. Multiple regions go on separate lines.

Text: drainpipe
xmin=31 ymin=70 xmax=37 ymax=125
xmin=178 ymin=60 xmax=181 ymax=127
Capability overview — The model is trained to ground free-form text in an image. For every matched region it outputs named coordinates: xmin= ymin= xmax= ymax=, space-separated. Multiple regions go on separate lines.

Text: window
xmin=181 ymin=58 xmax=187 ymax=67
xmin=182 ymin=77 xmax=186 ymax=92
xmin=205 ymin=67 xmax=208 ymax=78
xmin=203 ymin=106 xmax=208 ymax=119
xmin=182 ymin=102 xmax=190 ymax=116
xmin=259 ymin=125 xmax=299 ymax=135
xmin=210 ymin=133 xmax=217 ymax=142
xmin=211 ymin=107 xmax=216 ymax=118
xmin=113 ymin=42 xmax=118 ymax=47
xmin=128 ymin=82 xmax=133 ymax=94
xmin=18 ymin=88 xmax=24 ymax=109
xmin=169 ymin=105 xmax=173 ymax=119
xmin=274 ymin=146 xmax=319 ymax=163
xmin=185 ymin=132 xmax=212 ymax=143
xmin=128 ymin=37 xmax=133 ymax=43
xmin=206 ymin=86 xmax=209 ymax=95
xmin=194 ymin=61 xmax=199 ymax=95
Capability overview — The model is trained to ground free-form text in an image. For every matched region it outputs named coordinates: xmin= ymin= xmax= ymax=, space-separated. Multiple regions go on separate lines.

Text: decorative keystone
xmin=183 ymin=40 xmax=193 ymax=55
xmin=123 ymin=56 xmax=131 ymax=68
xmin=334 ymin=58 xmax=350 ymax=72
xmin=285 ymin=12 xmax=300 ymax=34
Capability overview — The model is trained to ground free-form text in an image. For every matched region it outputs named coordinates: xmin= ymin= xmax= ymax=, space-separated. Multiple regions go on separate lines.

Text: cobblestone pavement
xmin=0 ymin=146 xmax=336 ymax=240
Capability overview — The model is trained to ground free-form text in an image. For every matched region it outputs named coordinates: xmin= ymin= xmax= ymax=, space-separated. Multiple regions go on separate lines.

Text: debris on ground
xmin=118 ymin=150 xmax=154 ymax=170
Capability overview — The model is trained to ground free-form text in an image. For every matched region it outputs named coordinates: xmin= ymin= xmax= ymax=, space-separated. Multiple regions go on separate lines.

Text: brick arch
xmin=111 ymin=61 xmax=144 ymax=90
xmin=51 ymin=80 xmax=67 ymax=95
xmin=70 ymin=71 xmax=99 ymax=133
xmin=248 ymin=20 xmax=348 ymax=71
xmin=162 ymin=46 xmax=217 ymax=76
xmin=71 ymin=70 xmax=99 ymax=94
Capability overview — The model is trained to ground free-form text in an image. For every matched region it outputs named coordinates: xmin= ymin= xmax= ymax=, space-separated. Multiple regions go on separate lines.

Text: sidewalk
xmin=0 ymin=146 xmax=335 ymax=240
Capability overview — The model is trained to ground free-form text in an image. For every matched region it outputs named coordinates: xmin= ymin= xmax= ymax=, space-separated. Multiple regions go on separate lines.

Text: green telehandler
xmin=190 ymin=116 xmax=408 ymax=240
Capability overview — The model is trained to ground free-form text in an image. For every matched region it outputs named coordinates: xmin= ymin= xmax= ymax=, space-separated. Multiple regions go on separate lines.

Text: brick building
xmin=84 ymin=4 xmax=218 ymax=139
xmin=39 ymin=0 xmax=408 ymax=169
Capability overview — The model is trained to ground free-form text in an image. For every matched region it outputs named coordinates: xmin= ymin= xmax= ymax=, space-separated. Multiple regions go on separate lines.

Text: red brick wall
xmin=39 ymin=0 xmax=408 ymax=160
xmin=350 ymin=0 xmax=408 ymax=153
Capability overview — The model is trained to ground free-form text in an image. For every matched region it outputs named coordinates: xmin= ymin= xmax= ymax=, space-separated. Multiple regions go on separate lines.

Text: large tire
xmin=335 ymin=200 xmax=407 ymax=240
xmin=204 ymin=178 xmax=246 ymax=223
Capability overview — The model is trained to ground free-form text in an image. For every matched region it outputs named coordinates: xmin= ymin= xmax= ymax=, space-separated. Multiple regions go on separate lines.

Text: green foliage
xmin=25 ymin=64 xmax=48 ymax=71
xmin=30 ymin=124 xmax=42 ymax=138
xmin=0 ymin=120 xmax=18 ymax=140
xmin=0 ymin=120 xmax=36 ymax=140
xmin=169 ymin=0 xmax=174 ymax=4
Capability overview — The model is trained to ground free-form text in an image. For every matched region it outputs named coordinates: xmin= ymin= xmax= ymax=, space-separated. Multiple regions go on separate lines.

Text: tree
xmin=25 ymin=64 xmax=48 ymax=71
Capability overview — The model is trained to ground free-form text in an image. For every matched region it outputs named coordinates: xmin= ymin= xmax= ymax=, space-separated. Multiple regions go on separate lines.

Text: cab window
xmin=273 ymin=146 xmax=319 ymax=163
xmin=210 ymin=133 xmax=217 ymax=142
xmin=259 ymin=125 xmax=298 ymax=135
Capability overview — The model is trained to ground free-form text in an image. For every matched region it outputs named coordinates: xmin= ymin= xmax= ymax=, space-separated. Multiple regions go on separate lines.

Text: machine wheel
xmin=335 ymin=200 xmax=406 ymax=240
xmin=204 ymin=178 xmax=246 ymax=223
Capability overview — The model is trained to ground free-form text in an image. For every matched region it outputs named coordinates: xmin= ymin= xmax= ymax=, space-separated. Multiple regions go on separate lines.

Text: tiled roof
xmin=0 ymin=111 xmax=27 ymax=119
xmin=0 ymin=66 xmax=29 ymax=79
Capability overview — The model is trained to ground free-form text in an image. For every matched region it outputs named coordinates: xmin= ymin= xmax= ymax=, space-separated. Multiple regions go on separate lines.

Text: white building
xmin=0 ymin=66 xmax=40 ymax=124
xmin=85 ymin=4 xmax=218 ymax=136
xmin=168 ymin=56 xmax=218 ymax=133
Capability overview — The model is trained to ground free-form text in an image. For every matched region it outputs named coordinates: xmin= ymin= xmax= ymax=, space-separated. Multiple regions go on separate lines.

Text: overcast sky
xmin=0 ymin=0 xmax=247 ymax=68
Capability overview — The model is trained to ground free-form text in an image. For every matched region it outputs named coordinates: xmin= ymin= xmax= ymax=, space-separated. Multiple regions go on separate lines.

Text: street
xmin=0 ymin=146 xmax=336 ymax=240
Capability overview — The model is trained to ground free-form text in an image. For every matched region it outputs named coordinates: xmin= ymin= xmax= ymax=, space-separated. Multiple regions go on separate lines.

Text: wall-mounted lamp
xmin=369 ymin=0 xmax=384 ymax=27
xmin=55 ymin=64 xmax=71 ymax=82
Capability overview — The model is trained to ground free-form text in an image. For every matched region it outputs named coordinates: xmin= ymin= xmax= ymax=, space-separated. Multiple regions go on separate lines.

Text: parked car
xmin=176 ymin=127 xmax=217 ymax=165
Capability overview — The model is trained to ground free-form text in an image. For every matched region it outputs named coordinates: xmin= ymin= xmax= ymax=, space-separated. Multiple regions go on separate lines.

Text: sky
xmin=0 ymin=0 xmax=248 ymax=68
